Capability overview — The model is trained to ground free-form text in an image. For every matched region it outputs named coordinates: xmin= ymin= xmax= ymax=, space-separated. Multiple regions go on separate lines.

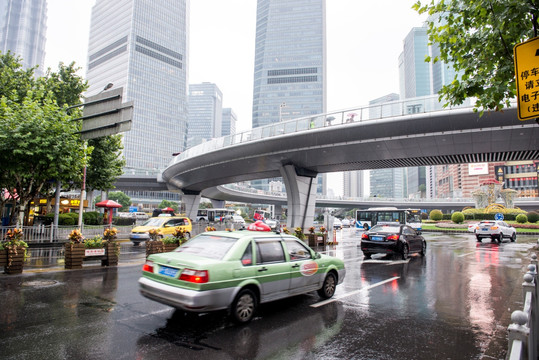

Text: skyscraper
xmin=251 ymin=0 xmax=326 ymax=128
xmin=0 ymin=0 xmax=47 ymax=77
xmin=221 ymin=108 xmax=237 ymax=137
xmin=251 ymin=0 xmax=327 ymax=195
xmin=187 ymin=82 xmax=223 ymax=148
xmin=86 ymin=0 xmax=189 ymax=173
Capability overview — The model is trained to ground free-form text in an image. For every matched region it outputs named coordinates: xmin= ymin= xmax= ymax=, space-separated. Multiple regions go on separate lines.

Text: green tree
xmin=413 ymin=0 xmax=538 ymax=113
xmin=95 ymin=191 xmax=131 ymax=212
xmin=0 ymin=52 xmax=88 ymax=225
xmin=158 ymin=200 xmax=178 ymax=212
xmin=86 ymin=135 xmax=125 ymax=192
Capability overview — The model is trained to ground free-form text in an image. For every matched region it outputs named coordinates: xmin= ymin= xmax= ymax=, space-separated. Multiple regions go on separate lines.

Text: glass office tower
xmin=187 ymin=83 xmax=223 ymax=148
xmin=252 ymin=0 xmax=326 ymax=128
xmin=86 ymin=0 xmax=189 ymax=173
xmin=0 ymin=0 xmax=47 ymax=77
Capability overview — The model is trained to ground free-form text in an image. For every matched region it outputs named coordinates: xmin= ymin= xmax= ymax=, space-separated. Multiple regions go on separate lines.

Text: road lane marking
xmin=310 ymin=276 xmax=400 ymax=308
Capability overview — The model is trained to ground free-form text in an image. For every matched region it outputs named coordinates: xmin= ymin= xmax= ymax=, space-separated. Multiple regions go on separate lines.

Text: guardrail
xmin=0 ymin=221 xmax=240 ymax=244
xmin=507 ymin=252 xmax=539 ymax=359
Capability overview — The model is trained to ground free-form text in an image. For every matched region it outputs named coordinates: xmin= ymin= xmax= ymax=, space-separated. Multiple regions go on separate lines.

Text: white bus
xmin=196 ymin=208 xmax=236 ymax=222
xmin=355 ymin=207 xmax=422 ymax=232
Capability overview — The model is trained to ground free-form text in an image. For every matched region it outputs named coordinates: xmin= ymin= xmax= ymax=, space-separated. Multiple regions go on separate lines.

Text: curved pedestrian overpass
xmin=161 ymin=95 xmax=538 ymax=227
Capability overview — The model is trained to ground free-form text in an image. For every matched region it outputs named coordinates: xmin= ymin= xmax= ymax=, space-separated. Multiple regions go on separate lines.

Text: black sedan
xmin=361 ymin=224 xmax=426 ymax=260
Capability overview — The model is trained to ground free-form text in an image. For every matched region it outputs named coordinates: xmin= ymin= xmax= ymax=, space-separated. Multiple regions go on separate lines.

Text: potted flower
xmin=102 ymin=228 xmax=119 ymax=266
xmin=282 ymin=227 xmax=290 ymax=234
xmin=160 ymin=227 xmax=187 ymax=252
xmin=2 ymin=228 xmax=28 ymax=274
xmin=316 ymin=226 xmax=328 ymax=247
xmin=65 ymin=229 xmax=86 ymax=269
xmin=205 ymin=226 xmax=216 ymax=232
xmin=294 ymin=227 xmax=305 ymax=241
xmin=307 ymin=226 xmax=316 ymax=247
xmin=146 ymin=228 xmax=165 ymax=257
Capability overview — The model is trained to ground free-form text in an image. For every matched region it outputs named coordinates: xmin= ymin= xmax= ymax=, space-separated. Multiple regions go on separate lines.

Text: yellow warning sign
xmin=514 ymin=36 xmax=539 ymax=120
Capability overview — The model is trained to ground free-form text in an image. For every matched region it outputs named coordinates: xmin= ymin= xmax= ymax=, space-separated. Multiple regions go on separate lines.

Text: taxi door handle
xmin=258 ymin=267 xmax=268 ymax=272
xmin=291 ymin=264 xmax=300 ymax=268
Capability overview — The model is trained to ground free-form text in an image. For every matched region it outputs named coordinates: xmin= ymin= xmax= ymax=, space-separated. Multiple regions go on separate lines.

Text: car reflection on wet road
xmin=0 ymin=230 xmax=537 ymax=359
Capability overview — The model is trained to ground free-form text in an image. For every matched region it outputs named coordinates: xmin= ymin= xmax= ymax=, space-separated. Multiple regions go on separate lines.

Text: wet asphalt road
xmin=1 ymin=229 xmax=538 ymax=360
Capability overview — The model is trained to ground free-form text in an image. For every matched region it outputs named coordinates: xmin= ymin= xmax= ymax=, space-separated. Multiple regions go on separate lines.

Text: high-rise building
xmin=343 ymin=171 xmax=364 ymax=198
xmin=86 ymin=0 xmax=189 ymax=173
xmin=0 ymin=0 xmax=47 ymax=77
xmin=221 ymin=108 xmax=237 ymax=137
xmin=370 ymin=168 xmax=406 ymax=199
xmin=251 ymin=0 xmax=326 ymax=128
xmin=187 ymin=83 xmax=223 ymax=148
xmin=399 ymin=25 xmax=431 ymax=100
xmin=250 ymin=0 xmax=327 ymax=195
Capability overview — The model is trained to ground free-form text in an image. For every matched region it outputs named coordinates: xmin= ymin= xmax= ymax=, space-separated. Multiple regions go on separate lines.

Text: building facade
xmin=436 ymin=161 xmax=539 ymax=199
xmin=86 ymin=0 xmax=189 ymax=173
xmin=250 ymin=0 xmax=327 ymax=195
xmin=370 ymin=168 xmax=407 ymax=199
xmin=187 ymin=83 xmax=223 ymax=148
xmin=251 ymin=0 xmax=326 ymax=128
xmin=221 ymin=108 xmax=237 ymax=137
xmin=343 ymin=171 xmax=364 ymax=198
xmin=0 ymin=0 xmax=47 ymax=77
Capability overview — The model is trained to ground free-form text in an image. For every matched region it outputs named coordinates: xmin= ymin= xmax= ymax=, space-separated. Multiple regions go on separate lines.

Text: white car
xmin=475 ymin=220 xmax=516 ymax=242
xmin=265 ymin=218 xmax=278 ymax=229
xmin=467 ymin=223 xmax=478 ymax=233
xmin=232 ymin=215 xmax=245 ymax=225
xmin=333 ymin=218 xmax=342 ymax=230
xmin=341 ymin=219 xmax=350 ymax=228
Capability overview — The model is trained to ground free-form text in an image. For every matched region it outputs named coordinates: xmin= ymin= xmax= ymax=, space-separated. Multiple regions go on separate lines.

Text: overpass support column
xmin=280 ymin=164 xmax=317 ymax=230
xmin=181 ymin=191 xmax=201 ymax=221
xmin=210 ymin=199 xmax=225 ymax=209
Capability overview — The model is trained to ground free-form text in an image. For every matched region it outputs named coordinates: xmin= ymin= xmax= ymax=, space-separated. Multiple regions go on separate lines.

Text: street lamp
xmin=279 ymin=102 xmax=286 ymax=122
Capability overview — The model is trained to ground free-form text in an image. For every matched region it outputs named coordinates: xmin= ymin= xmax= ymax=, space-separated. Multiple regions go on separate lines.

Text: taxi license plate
xmin=159 ymin=266 xmax=178 ymax=278
xmin=371 ymin=236 xmax=383 ymax=241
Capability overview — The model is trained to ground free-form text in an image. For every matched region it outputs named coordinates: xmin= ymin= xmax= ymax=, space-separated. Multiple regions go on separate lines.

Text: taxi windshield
xmin=142 ymin=218 xmax=166 ymax=226
xmin=176 ymin=234 xmax=237 ymax=259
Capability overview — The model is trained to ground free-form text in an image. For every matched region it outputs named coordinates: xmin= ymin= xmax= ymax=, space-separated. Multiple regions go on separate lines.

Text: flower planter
xmin=102 ymin=241 xmax=119 ymax=266
xmin=307 ymin=233 xmax=316 ymax=247
xmin=163 ymin=243 xmax=179 ymax=252
xmin=0 ymin=249 xmax=7 ymax=269
xmin=5 ymin=245 xmax=26 ymax=274
xmin=146 ymin=241 xmax=165 ymax=257
xmin=65 ymin=243 xmax=86 ymax=269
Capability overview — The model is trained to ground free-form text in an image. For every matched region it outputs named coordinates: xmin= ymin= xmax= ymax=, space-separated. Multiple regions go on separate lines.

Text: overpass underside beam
xmin=280 ymin=164 xmax=317 ymax=230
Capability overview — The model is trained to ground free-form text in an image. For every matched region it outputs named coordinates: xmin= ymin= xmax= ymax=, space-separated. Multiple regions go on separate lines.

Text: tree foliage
xmin=0 ymin=52 xmax=125 ymax=225
xmin=158 ymin=200 xmax=178 ymax=212
xmin=95 ymin=191 xmax=131 ymax=212
xmin=413 ymin=0 xmax=539 ymax=113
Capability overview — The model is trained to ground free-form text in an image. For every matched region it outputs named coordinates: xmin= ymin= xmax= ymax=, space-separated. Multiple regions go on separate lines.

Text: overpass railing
xmin=507 ymin=253 xmax=539 ymax=360
xmin=173 ymin=95 xmax=476 ymax=163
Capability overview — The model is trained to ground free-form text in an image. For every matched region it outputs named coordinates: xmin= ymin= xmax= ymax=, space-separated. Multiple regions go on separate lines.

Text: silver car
xmin=475 ymin=220 xmax=516 ymax=243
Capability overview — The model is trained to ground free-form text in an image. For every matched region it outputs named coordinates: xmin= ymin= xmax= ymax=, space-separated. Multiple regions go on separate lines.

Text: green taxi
xmin=139 ymin=229 xmax=346 ymax=323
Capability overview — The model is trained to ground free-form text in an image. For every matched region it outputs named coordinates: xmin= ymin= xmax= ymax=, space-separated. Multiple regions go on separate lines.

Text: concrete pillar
xmin=274 ymin=204 xmax=283 ymax=219
xmin=211 ymin=199 xmax=225 ymax=209
xmin=182 ymin=192 xmax=201 ymax=222
xmin=280 ymin=164 xmax=317 ymax=229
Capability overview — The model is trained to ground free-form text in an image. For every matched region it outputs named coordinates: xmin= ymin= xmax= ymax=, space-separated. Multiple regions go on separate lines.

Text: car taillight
xmin=491 ymin=226 xmax=499 ymax=230
xmin=180 ymin=269 xmax=209 ymax=283
xmin=387 ymin=234 xmax=399 ymax=241
xmin=142 ymin=260 xmax=154 ymax=273
xmin=361 ymin=233 xmax=369 ymax=240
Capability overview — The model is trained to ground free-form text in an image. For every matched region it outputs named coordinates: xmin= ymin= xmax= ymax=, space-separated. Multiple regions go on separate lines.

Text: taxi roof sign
xmin=514 ymin=36 xmax=539 ymax=121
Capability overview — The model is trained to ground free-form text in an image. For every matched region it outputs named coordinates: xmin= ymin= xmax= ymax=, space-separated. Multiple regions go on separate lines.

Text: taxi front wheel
xmin=318 ymin=272 xmax=336 ymax=299
xmin=231 ymin=289 xmax=257 ymax=323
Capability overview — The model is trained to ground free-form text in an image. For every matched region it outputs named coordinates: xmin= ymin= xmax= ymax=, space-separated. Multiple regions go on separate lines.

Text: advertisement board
xmin=468 ymin=163 xmax=489 ymax=176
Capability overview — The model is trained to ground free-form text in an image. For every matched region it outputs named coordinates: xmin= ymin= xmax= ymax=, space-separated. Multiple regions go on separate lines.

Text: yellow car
xmin=130 ymin=216 xmax=192 ymax=245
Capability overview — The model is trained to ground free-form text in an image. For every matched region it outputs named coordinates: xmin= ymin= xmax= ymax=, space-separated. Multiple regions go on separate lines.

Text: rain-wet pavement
xmin=1 ymin=230 xmax=538 ymax=359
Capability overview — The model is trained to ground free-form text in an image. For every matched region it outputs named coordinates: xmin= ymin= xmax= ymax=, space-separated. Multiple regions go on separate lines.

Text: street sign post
xmin=513 ymin=36 xmax=539 ymax=121
xmin=78 ymin=87 xmax=133 ymax=140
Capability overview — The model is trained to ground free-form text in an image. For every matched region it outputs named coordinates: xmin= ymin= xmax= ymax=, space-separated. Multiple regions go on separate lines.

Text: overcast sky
xmin=44 ymin=0 xmax=427 ymax=195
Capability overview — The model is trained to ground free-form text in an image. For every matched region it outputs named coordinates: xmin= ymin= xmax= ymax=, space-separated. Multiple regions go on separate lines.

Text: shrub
xmin=429 ymin=209 xmax=443 ymax=221
xmin=421 ymin=212 xmax=428 ymax=220
xmin=83 ymin=211 xmax=99 ymax=225
xmin=527 ymin=211 xmax=539 ymax=224
xmin=451 ymin=212 xmax=465 ymax=224
xmin=516 ymin=214 xmax=528 ymax=224
xmin=58 ymin=213 xmax=75 ymax=225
